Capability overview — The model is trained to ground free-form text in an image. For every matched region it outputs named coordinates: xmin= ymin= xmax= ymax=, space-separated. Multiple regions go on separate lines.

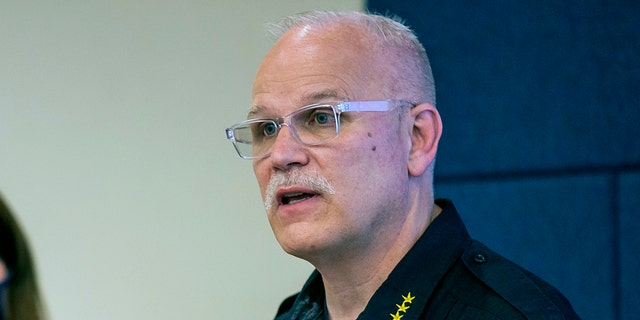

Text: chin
xmin=270 ymin=214 xmax=338 ymax=260
xmin=283 ymin=245 xmax=330 ymax=264
xmin=276 ymin=229 xmax=324 ymax=258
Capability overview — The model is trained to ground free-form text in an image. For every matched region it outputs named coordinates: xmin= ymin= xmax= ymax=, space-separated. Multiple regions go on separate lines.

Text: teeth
xmin=288 ymin=198 xmax=305 ymax=205
xmin=282 ymin=192 xmax=312 ymax=205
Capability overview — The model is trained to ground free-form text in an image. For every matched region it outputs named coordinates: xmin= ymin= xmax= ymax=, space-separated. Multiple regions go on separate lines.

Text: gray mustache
xmin=264 ymin=170 xmax=336 ymax=211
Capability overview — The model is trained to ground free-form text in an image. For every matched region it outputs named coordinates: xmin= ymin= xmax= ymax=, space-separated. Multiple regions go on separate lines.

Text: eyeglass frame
xmin=225 ymin=99 xmax=414 ymax=160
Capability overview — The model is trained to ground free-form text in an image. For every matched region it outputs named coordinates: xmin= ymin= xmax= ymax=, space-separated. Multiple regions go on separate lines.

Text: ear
xmin=407 ymin=103 xmax=442 ymax=177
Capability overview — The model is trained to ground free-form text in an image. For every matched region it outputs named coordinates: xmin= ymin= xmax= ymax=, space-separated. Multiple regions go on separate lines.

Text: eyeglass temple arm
xmin=336 ymin=100 xmax=397 ymax=113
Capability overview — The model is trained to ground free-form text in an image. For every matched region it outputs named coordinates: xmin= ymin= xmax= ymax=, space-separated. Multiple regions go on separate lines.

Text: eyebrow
xmin=247 ymin=105 xmax=266 ymax=119
xmin=302 ymin=90 xmax=343 ymax=104
xmin=248 ymin=89 xmax=348 ymax=119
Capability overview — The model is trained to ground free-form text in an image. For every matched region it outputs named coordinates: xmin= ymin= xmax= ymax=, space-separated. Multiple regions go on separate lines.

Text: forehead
xmin=250 ymin=22 xmax=388 ymax=116
xmin=249 ymin=89 xmax=344 ymax=118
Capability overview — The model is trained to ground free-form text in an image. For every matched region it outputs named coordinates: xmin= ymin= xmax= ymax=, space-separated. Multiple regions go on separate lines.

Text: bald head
xmin=258 ymin=11 xmax=436 ymax=106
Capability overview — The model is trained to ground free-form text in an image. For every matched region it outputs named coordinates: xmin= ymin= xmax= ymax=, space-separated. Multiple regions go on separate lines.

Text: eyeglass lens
xmin=233 ymin=105 xmax=339 ymax=158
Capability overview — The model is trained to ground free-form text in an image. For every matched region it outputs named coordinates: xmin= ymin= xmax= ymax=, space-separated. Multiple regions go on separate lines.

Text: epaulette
xmin=462 ymin=240 xmax=572 ymax=320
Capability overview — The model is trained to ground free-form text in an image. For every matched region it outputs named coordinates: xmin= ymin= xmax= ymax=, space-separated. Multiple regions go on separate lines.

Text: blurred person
xmin=0 ymin=194 xmax=46 ymax=320
xmin=225 ymin=11 xmax=580 ymax=319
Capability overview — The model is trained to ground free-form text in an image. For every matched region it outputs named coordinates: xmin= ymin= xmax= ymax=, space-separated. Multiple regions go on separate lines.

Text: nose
xmin=268 ymin=124 xmax=309 ymax=170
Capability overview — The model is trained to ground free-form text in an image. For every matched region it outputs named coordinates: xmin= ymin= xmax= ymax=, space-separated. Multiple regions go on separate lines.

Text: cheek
xmin=366 ymin=129 xmax=410 ymax=176
xmin=336 ymin=131 xmax=398 ymax=177
xmin=364 ymin=130 xmax=403 ymax=157
xmin=252 ymin=163 xmax=271 ymax=199
xmin=0 ymin=261 xmax=7 ymax=281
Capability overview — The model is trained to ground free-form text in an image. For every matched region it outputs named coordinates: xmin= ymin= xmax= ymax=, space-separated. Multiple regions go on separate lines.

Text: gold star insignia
xmin=396 ymin=303 xmax=410 ymax=312
xmin=402 ymin=292 xmax=415 ymax=304
xmin=390 ymin=311 xmax=404 ymax=320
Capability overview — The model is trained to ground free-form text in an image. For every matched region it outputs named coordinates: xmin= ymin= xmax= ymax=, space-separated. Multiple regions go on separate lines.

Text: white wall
xmin=0 ymin=1 xmax=362 ymax=319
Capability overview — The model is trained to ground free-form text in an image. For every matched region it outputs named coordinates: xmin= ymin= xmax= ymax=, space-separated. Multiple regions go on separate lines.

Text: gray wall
xmin=367 ymin=1 xmax=640 ymax=319
xmin=0 ymin=1 xmax=362 ymax=319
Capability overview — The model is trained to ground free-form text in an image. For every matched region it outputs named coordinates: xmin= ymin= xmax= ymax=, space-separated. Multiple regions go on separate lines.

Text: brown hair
xmin=0 ymin=194 xmax=46 ymax=320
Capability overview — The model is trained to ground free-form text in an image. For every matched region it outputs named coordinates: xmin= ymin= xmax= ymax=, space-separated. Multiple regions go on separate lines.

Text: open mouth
xmin=280 ymin=192 xmax=317 ymax=205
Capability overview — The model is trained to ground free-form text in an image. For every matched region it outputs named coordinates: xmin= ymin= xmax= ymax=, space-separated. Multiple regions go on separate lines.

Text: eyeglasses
xmin=225 ymin=99 xmax=413 ymax=159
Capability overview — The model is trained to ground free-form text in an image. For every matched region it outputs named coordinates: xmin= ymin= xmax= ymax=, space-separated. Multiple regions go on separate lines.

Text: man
xmin=225 ymin=11 xmax=580 ymax=320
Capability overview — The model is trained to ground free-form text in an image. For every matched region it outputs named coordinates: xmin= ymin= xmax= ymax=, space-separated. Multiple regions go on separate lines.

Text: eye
xmin=314 ymin=112 xmax=329 ymax=124
xmin=262 ymin=122 xmax=278 ymax=136
xmin=306 ymin=108 xmax=335 ymax=126
xmin=251 ymin=121 xmax=278 ymax=141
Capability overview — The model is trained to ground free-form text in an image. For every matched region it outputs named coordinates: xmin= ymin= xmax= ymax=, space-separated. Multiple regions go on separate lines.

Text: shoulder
xmin=458 ymin=240 xmax=580 ymax=319
xmin=275 ymin=293 xmax=298 ymax=318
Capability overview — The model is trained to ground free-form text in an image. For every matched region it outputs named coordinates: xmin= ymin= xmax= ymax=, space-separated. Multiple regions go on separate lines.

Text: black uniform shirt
xmin=275 ymin=199 xmax=581 ymax=320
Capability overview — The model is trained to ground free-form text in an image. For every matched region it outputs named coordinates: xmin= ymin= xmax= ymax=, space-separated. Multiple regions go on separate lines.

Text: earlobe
xmin=407 ymin=103 xmax=442 ymax=176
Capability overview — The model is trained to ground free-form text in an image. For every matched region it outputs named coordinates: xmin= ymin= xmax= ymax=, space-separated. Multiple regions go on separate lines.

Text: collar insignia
xmin=389 ymin=292 xmax=415 ymax=319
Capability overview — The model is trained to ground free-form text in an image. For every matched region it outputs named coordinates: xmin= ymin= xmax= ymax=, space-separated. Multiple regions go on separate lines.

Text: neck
xmin=316 ymin=202 xmax=442 ymax=320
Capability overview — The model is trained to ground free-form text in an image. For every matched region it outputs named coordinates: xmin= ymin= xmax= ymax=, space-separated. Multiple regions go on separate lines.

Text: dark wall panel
xmin=620 ymin=173 xmax=640 ymax=320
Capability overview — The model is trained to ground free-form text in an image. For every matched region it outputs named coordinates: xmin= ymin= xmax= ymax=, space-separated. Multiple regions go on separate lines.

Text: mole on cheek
xmin=367 ymin=132 xmax=376 ymax=151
